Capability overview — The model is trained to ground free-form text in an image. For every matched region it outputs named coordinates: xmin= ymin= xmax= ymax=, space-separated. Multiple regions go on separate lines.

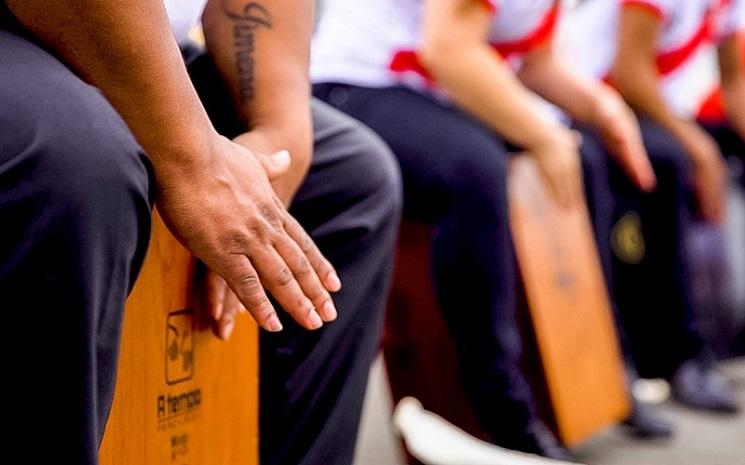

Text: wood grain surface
xmin=100 ymin=212 xmax=258 ymax=465
xmin=509 ymin=156 xmax=629 ymax=446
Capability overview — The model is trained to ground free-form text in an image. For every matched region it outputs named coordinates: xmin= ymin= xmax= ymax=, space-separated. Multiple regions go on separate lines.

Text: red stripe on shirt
xmin=697 ymin=87 xmax=726 ymax=122
xmin=655 ymin=9 xmax=716 ymax=75
xmin=491 ymin=1 xmax=560 ymax=58
xmin=388 ymin=50 xmax=435 ymax=85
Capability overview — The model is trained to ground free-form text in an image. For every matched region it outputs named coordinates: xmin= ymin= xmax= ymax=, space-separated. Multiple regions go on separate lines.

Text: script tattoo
xmin=222 ymin=1 xmax=273 ymax=104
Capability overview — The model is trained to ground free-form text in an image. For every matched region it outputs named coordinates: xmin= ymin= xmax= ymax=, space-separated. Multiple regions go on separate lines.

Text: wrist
xmin=529 ymin=126 xmax=573 ymax=153
xmin=149 ymin=128 xmax=225 ymax=181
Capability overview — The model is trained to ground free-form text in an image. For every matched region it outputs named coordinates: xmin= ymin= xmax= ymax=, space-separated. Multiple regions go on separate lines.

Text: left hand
xmin=234 ymin=128 xmax=312 ymax=206
xmin=593 ymin=93 xmax=657 ymax=192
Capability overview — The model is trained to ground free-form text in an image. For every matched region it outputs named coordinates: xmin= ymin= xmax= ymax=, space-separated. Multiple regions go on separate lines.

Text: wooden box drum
xmin=100 ymin=213 xmax=258 ymax=465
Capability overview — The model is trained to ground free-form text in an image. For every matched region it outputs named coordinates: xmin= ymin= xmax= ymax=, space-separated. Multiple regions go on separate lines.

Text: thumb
xmin=258 ymin=149 xmax=291 ymax=180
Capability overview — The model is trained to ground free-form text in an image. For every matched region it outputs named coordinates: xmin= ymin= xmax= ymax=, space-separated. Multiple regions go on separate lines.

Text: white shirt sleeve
xmin=719 ymin=0 xmax=745 ymax=40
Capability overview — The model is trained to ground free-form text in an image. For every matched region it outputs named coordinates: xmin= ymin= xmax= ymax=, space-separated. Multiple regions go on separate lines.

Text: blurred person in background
xmin=312 ymin=0 xmax=675 ymax=458
xmin=561 ymin=0 xmax=741 ymax=413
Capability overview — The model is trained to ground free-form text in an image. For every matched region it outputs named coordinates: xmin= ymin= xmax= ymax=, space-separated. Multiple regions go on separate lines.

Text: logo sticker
xmin=165 ymin=309 xmax=194 ymax=385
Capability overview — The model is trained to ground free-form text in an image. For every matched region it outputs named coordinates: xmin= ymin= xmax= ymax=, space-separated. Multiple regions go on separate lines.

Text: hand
xmin=678 ymin=124 xmax=727 ymax=224
xmin=593 ymin=94 xmax=657 ymax=192
xmin=202 ymin=268 xmax=246 ymax=340
xmin=234 ymin=127 xmax=312 ymax=207
xmin=530 ymin=128 xmax=584 ymax=209
xmin=156 ymin=134 xmax=341 ymax=333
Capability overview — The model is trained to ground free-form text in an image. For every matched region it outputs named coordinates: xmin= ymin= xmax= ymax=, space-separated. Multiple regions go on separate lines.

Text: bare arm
xmin=200 ymin=0 xmax=337 ymax=338
xmin=719 ymin=34 xmax=745 ymax=140
xmin=420 ymin=0 xmax=583 ymax=207
xmin=202 ymin=0 xmax=313 ymax=205
xmin=519 ymin=43 xmax=655 ymax=191
xmin=5 ymin=0 xmax=339 ymax=332
xmin=613 ymin=6 xmax=726 ymax=223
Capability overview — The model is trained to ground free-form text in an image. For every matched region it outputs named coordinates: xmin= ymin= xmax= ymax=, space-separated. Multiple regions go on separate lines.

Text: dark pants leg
xmin=610 ymin=118 xmax=702 ymax=378
xmin=576 ymin=126 xmax=616 ymax=287
xmin=0 ymin=20 xmax=153 ymax=465
xmin=189 ymin=60 xmax=402 ymax=465
xmin=314 ymin=83 xmax=538 ymax=445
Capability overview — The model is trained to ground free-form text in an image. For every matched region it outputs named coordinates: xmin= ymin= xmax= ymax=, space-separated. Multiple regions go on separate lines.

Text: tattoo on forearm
xmin=221 ymin=1 xmax=272 ymax=104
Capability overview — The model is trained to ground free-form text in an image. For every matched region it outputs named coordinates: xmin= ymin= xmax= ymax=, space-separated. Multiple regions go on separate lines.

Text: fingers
xmin=222 ymin=254 xmax=284 ymax=332
xmin=205 ymin=269 xmax=227 ymax=322
xmin=619 ymin=142 xmax=657 ymax=192
xmin=257 ymin=150 xmax=291 ymax=180
xmin=207 ymin=271 xmax=246 ymax=340
xmin=283 ymin=212 xmax=342 ymax=293
xmin=213 ymin=207 xmax=340 ymax=332
xmin=695 ymin=165 xmax=727 ymax=225
xmin=274 ymin=230 xmax=338 ymax=323
xmin=217 ymin=301 xmax=240 ymax=340
xmin=251 ymin=246 xmax=326 ymax=330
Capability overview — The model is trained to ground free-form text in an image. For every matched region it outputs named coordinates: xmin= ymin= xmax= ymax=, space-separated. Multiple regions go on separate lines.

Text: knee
xmin=449 ymin=143 xmax=510 ymax=209
xmin=336 ymin=118 xmax=403 ymax=235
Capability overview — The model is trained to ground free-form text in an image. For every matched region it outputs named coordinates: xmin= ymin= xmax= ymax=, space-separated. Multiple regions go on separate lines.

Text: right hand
xmin=530 ymin=128 xmax=584 ymax=209
xmin=679 ymin=123 xmax=727 ymax=224
xmin=155 ymin=134 xmax=341 ymax=332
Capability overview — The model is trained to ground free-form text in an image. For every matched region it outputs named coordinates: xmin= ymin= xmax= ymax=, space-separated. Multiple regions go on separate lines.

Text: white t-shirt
xmin=311 ymin=0 xmax=560 ymax=92
xmin=560 ymin=0 xmax=736 ymax=119
xmin=164 ymin=0 xmax=208 ymax=44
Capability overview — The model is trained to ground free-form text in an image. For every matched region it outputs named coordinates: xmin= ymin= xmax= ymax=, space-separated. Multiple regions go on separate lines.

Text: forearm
xmin=519 ymin=48 xmax=611 ymax=126
xmin=424 ymin=45 xmax=563 ymax=150
xmin=722 ymin=79 xmax=745 ymax=140
xmin=6 ymin=1 xmax=218 ymax=171
xmin=719 ymin=36 xmax=745 ymax=140
xmin=613 ymin=62 xmax=691 ymax=141
xmin=202 ymin=0 xmax=313 ymax=203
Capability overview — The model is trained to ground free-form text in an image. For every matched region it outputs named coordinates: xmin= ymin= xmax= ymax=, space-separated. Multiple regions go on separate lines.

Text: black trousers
xmin=313 ymin=83 xmax=616 ymax=446
xmin=610 ymin=118 xmax=704 ymax=378
xmin=0 ymin=18 xmax=401 ymax=465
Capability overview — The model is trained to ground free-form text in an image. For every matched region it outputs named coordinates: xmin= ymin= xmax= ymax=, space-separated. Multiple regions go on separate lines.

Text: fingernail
xmin=220 ymin=319 xmax=235 ymax=340
xmin=267 ymin=315 xmax=283 ymax=332
xmin=213 ymin=302 xmax=224 ymax=321
xmin=326 ymin=272 xmax=342 ymax=292
xmin=272 ymin=150 xmax=291 ymax=166
xmin=321 ymin=300 xmax=337 ymax=322
xmin=308 ymin=310 xmax=323 ymax=330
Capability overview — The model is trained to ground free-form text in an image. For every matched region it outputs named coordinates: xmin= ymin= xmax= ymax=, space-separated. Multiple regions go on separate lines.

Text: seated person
xmin=312 ymin=0 xmax=670 ymax=458
xmin=0 ymin=1 xmax=401 ymax=464
xmin=698 ymin=0 xmax=745 ymax=188
xmin=561 ymin=0 xmax=740 ymax=413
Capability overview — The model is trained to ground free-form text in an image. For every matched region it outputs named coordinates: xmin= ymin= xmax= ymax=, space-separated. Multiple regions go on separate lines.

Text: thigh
xmin=290 ymin=99 xmax=402 ymax=243
xmin=313 ymin=84 xmax=512 ymax=222
xmin=0 ymin=20 xmax=152 ymax=464
xmin=640 ymin=118 xmax=692 ymax=183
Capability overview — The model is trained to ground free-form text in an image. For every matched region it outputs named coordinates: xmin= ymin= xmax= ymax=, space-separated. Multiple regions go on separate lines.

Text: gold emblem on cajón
xmin=612 ymin=212 xmax=645 ymax=265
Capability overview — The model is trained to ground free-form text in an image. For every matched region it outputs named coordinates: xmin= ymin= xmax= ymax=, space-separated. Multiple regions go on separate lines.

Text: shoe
xmin=496 ymin=420 xmax=577 ymax=462
xmin=622 ymin=398 xmax=674 ymax=439
xmin=671 ymin=359 xmax=739 ymax=413
xmin=526 ymin=421 xmax=577 ymax=462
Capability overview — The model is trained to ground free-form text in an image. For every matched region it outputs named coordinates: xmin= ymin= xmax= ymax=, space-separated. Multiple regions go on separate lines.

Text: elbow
xmin=418 ymin=36 xmax=462 ymax=79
